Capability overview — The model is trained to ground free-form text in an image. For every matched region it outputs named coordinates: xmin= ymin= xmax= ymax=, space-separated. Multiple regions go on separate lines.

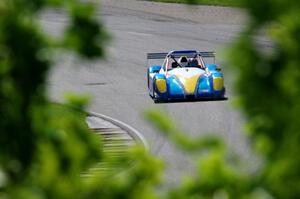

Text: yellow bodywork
xmin=156 ymin=79 xmax=167 ymax=93
xmin=175 ymin=74 xmax=200 ymax=94
xmin=213 ymin=77 xmax=223 ymax=91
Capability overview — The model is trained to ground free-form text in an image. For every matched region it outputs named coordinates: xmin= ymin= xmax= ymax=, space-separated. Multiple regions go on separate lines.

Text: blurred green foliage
xmin=228 ymin=0 xmax=300 ymax=198
xmin=1 ymin=0 xmax=300 ymax=198
xmin=0 ymin=0 xmax=108 ymax=198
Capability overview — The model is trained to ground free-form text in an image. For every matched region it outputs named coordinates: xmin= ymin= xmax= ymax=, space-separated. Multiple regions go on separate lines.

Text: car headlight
xmin=213 ymin=77 xmax=223 ymax=91
xmin=156 ymin=79 xmax=167 ymax=93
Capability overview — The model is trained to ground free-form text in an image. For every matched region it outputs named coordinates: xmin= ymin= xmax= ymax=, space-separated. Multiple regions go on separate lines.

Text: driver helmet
xmin=178 ymin=56 xmax=188 ymax=67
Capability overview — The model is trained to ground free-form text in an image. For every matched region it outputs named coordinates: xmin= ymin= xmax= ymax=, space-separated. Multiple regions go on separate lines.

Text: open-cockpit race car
xmin=147 ymin=50 xmax=226 ymax=103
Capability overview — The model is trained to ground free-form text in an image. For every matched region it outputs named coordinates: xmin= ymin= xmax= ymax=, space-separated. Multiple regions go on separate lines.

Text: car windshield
xmin=163 ymin=52 xmax=206 ymax=71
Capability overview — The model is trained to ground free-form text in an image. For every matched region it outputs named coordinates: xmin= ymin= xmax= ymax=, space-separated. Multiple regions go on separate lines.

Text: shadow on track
xmin=153 ymin=97 xmax=228 ymax=104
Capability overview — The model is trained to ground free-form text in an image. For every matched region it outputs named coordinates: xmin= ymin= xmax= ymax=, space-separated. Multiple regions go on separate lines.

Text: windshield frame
xmin=162 ymin=52 xmax=206 ymax=74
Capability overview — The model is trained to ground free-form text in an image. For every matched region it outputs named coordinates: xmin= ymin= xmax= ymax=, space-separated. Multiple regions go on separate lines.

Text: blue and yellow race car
xmin=147 ymin=50 xmax=226 ymax=103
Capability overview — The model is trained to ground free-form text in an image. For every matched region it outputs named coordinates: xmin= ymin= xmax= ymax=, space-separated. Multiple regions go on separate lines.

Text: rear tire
xmin=152 ymin=91 xmax=160 ymax=103
xmin=147 ymin=71 xmax=150 ymax=89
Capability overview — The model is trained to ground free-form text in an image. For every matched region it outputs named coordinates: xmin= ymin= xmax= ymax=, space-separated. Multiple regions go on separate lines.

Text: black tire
xmin=147 ymin=70 xmax=150 ymax=89
xmin=154 ymin=98 xmax=159 ymax=103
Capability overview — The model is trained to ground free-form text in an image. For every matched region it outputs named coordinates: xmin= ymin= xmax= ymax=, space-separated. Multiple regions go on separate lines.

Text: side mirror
xmin=216 ymin=67 xmax=222 ymax=72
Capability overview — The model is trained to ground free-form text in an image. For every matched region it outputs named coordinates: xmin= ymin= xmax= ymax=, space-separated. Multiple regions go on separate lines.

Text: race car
xmin=147 ymin=50 xmax=226 ymax=103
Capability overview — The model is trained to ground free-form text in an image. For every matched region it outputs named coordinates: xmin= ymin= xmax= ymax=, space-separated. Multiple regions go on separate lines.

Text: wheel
xmin=147 ymin=70 xmax=150 ymax=89
xmin=154 ymin=98 xmax=160 ymax=103
xmin=152 ymin=91 xmax=160 ymax=103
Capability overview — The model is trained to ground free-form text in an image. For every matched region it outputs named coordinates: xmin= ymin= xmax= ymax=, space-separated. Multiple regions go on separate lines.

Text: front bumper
xmin=154 ymin=88 xmax=226 ymax=103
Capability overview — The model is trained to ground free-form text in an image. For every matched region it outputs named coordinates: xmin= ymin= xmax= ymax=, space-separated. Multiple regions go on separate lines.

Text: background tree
xmin=0 ymin=0 xmax=109 ymax=198
xmin=228 ymin=0 xmax=300 ymax=197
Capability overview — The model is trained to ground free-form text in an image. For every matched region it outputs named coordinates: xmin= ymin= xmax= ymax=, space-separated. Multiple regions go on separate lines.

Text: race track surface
xmin=46 ymin=0 xmax=264 ymax=185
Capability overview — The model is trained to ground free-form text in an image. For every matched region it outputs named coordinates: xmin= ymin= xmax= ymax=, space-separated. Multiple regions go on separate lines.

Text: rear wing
xmin=198 ymin=51 xmax=216 ymax=58
xmin=147 ymin=53 xmax=168 ymax=60
xmin=147 ymin=51 xmax=216 ymax=60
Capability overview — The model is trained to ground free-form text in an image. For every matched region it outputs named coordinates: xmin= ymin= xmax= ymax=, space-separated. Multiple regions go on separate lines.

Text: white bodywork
xmin=166 ymin=67 xmax=205 ymax=78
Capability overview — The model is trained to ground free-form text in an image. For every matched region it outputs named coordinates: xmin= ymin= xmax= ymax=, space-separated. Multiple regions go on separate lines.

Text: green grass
xmin=147 ymin=0 xmax=239 ymax=7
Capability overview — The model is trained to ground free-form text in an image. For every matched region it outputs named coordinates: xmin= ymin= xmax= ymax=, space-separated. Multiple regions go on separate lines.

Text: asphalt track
xmin=46 ymin=0 xmax=269 ymax=185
